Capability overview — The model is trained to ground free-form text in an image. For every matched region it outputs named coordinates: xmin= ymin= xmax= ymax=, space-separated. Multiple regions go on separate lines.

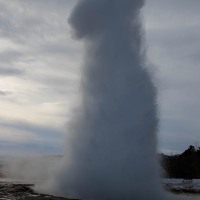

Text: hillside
xmin=160 ymin=145 xmax=200 ymax=179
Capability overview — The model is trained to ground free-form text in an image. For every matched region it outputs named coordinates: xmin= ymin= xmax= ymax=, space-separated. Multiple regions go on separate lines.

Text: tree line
xmin=160 ymin=145 xmax=200 ymax=179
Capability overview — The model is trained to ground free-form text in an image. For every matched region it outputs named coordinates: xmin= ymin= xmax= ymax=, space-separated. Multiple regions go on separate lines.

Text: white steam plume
xmin=42 ymin=0 xmax=173 ymax=200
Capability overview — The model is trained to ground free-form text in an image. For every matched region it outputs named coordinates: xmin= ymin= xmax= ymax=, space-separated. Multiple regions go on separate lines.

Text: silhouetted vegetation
xmin=160 ymin=145 xmax=200 ymax=179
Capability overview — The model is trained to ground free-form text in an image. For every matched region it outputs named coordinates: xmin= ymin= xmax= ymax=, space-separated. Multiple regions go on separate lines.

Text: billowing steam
xmin=42 ymin=0 xmax=169 ymax=199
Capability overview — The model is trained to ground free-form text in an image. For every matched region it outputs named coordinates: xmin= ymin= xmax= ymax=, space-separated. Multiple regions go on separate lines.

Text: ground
xmin=0 ymin=183 xmax=72 ymax=200
xmin=162 ymin=179 xmax=200 ymax=193
xmin=1 ymin=181 xmax=200 ymax=200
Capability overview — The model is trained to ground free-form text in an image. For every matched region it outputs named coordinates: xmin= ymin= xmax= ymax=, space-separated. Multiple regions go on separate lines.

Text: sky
xmin=0 ymin=0 xmax=199 ymax=155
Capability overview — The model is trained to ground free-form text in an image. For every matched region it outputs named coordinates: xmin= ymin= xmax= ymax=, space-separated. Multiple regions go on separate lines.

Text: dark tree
xmin=160 ymin=145 xmax=200 ymax=179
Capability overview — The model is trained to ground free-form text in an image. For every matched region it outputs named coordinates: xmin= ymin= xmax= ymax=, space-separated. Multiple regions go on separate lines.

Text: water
xmin=172 ymin=193 xmax=200 ymax=200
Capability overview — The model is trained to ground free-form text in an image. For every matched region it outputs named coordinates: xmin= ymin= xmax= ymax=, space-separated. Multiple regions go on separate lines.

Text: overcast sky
xmin=0 ymin=0 xmax=199 ymax=155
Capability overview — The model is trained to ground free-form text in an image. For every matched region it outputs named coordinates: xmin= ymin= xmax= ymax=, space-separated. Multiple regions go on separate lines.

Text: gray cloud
xmin=0 ymin=140 xmax=62 ymax=156
xmin=144 ymin=0 xmax=200 ymax=153
xmin=0 ymin=91 xmax=11 ymax=96
xmin=0 ymin=0 xmax=199 ymax=156
xmin=0 ymin=51 xmax=23 ymax=64
xmin=0 ymin=68 xmax=23 ymax=77
xmin=0 ymin=1 xmax=74 ymax=43
xmin=38 ymin=43 xmax=81 ymax=57
xmin=0 ymin=119 xmax=64 ymax=147
xmin=0 ymin=67 xmax=23 ymax=76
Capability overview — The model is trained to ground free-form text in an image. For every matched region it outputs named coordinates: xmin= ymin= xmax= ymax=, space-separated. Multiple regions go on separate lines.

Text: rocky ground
xmin=164 ymin=183 xmax=200 ymax=194
xmin=0 ymin=181 xmax=200 ymax=200
xmin=0 ymin=183 xmax=73 ymax=200
xmin=162 ymin=179 xmax=200 ymax=194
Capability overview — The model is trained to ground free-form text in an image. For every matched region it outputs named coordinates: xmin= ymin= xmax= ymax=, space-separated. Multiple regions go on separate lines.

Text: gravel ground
xmin=162 ymin=179 xmax=200 ymax=193
xmin=0 ymin=183 xmax=74 ymax=200
xmin=1 ymin=181 xmax=200 ymax=200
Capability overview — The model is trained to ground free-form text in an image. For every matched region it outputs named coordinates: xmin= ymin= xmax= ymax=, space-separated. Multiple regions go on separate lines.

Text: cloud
xmin=0 ymin=0 xmax=80 ymax=128
xmin=0 ymin=0 xmax=81 ymax=97
xmin=144 ymin=0 xmax=200 ymax=153
xmin=0 ymin=0 xmax=199 ymax=155
xmin=0 ymin=140 xmax=62 ymax=156
xmin=0 ymin=1 xmax=76 ymax=43
xmin=0 ymin=91 xmax=11 ymax=96
xmin=0 ymin=50 xmax=23 ymax=63
xmin=0 ymin=67 xmax=24 ymax=76
xmin=0 ymin=119 xmax=64 ymax=155
xmin=0 ymin=119 xmax=64 ymax=142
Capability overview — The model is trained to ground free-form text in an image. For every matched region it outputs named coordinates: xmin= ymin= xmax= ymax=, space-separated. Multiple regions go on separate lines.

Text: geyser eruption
xmin=48 ymin=0 xmax=167 ymax=199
